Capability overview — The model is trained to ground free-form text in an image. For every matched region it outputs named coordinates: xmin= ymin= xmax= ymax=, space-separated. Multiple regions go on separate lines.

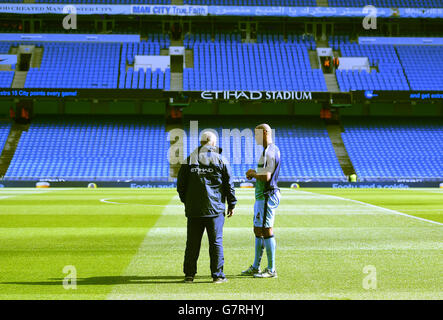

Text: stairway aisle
xmin=325 ymin=123 xmax=355 ymax=177
xmin=0 ymin=123 xmax=29 ymax=178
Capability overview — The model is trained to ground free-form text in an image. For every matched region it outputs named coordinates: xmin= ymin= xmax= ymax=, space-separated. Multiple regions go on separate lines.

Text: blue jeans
xmin=183 ymin=214 xmax=225 ymax=279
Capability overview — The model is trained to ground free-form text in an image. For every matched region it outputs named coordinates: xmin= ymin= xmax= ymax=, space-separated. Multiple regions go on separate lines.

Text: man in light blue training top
xmin=241 ymin=123 xmax=281 ymax=278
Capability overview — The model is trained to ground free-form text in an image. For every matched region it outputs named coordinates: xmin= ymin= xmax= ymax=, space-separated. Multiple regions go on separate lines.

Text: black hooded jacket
xmin=177 ymin=145 xmax=237 ymax=218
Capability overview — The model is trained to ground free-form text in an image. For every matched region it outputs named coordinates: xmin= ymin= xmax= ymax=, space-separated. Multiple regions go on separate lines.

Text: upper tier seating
xmin=119 ymin=67 xmax=171 ymax=90
xmin=0 ymin=43 xmax=14 ymax=85
xmin=118 ymin=40 xmax=170 ymax=90
xmin=183 ymin=33 xmax=327 ymax=92
xmin=25 ymin=43 xmax=121 ymax=89
xmin=396 ymin=46 xmax=443 ymax=91
xmin=342 ymin=117 xmax=443 ymax=181
xmin=4 ymin=116 xmax=169 ymax=180
xmin=0 ymin=71 xmax=14 ymax=88
xmin=0 ymin=38 xmax=170 ymax=89
xmin=0 ymin=43 xmax=11 ymax=54
xmin=1 ymin=35 xmax=441 ymax=91
xmin=334 ymin=37 xmax=410 ymax=91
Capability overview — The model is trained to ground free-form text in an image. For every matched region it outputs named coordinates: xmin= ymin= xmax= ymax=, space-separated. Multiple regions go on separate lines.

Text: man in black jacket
xmin=177 ymin=131 xmax=237 ymax=284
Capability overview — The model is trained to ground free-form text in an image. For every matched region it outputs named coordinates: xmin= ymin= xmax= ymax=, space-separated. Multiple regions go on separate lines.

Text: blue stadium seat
xmin=0 ymin=71 xmax=15 ymax=88
xmin=342 ymin=117 xmax=443 ymax=180
xmin=332 ymin=37 xmax=410 ymax=91
xmin=184 ymin=33 xmax=328 ymax=92
xmin=396 ymin=46 xmax=443 ymax=90
xmin=4 ymin=117 xmax=170 ymax=181
xmin=0 ymin=121 xmax=12 ymax=152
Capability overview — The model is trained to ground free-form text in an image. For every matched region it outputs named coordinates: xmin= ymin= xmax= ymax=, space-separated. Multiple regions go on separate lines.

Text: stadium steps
xmin=309 ymin=50 xmax=320 ymax=69
xmin=170 ymin=73 xmax=183 ymax=91
xmin=171 ymin=0 xmax=183 ymax=4
xmin=326 ymin=124 xmax=355 ymax=177
xmin=185 ymin=49 xmax=194 ymax=68
xmin=30 ymin=47 xmax=43 ymax=69
xmin=166 ymin=123 xmax=184 ymax=180
xmin=23 ymin=0 xmax=36 ymax=3
xmin=324 ymin=74 xmax=340 ymax=92
xmin=160 ymin=49 xmax=169 ymax=56
xmin=170 ymin=39 xmax=183 ymax=47
xmin=317 ymin=0 xmax=329 ymax=6
xmin=0 ymin=123 xmax=29 ymax=178
xmin=11 ymin=71 xmax=28 ymax=89
xmin=170 ymin=39 xmax=184 ymax=91
xmin=316 ymin=39 xmax=329 ymax=48
xmin=394 ymin=46 xmax=412 ymax=90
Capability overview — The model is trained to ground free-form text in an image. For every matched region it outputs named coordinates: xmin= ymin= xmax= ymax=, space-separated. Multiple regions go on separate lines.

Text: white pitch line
xmin=100 ymin=198 xmax=184 ymax=208
xmin=296 ymin=190 xmax=443 ymax=227
xmin=99 ymin=198 xmax=391 ymax=215
xmin=0 ymin=189 xmax=60 ymax=200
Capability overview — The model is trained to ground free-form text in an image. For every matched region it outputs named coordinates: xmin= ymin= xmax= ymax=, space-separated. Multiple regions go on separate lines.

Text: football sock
xmin=252 ymin=237 xmax=264 ymax=269
xmin=264 ymin=235 xmax=276 ymax=272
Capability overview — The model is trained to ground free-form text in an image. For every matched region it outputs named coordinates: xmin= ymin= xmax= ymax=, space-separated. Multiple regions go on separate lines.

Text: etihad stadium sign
xmin=201 ymin=91 xmax=313 ymax=101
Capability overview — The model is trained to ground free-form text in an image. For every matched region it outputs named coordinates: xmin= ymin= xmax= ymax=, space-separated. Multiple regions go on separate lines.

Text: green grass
xmin=0 ymin=188 xmax=442 ymax=300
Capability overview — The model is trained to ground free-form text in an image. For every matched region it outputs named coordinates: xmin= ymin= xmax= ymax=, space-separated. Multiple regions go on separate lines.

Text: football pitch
xmin=0 ymin=187 xmax=442 ymax=300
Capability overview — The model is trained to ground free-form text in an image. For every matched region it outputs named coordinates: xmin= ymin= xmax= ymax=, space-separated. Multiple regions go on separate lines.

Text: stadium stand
xmin=4 ymin=116 xmax=169 ymax=180
xmin=0 ymin=121 xmax=12 ymax=153
xmin=0 ymin=42 xmax=11 ymax=54
xmin=183 ymin=33 xmax=327 ymax=91
xmin=0 ymin=43 xmax=14 ymax=84
xmin=0 ymin=71 xmax=14 ymax=88
xmin=119 ymin=40 xmax=171 ymax=90
xmin=396 ymin=46 xmax=443 ymax=90
xmin=0 ymin=36 xmax=171 ymax=89
xmin=333 ymin=37 xmax=410 ymax=91
xmin=183 ymin=116 xmax=346 ymax=181
xmin=1 ymin=35 xmax=441 ymax=92
xmin=341 ymin=117 xmax=443 ymax=181
xmin=25 ymin=43 xmax=121 ymax=89
xmin=275 ymin=118 xmax=346 ymax=181
xmin=119 ymin=67 xmax=170 ymax=90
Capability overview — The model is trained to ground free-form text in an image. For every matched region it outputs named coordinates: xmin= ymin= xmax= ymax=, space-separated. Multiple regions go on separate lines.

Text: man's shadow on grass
xmin=1 ymin=275 xmax=245 ymax=286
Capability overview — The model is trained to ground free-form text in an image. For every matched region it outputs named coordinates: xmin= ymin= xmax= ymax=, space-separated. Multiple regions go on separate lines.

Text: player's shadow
xmin=1 ymin=274 xmax=244 ymax=286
